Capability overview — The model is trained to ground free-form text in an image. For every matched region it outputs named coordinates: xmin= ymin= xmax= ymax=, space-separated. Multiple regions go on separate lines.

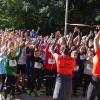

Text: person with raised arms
xmin=50 ymin=36 xmax=76 ymax=100
xmin=4 ymin=40 xmax=23 ymax=99
xmin=87 ymin=31 xmax=100 ymax=100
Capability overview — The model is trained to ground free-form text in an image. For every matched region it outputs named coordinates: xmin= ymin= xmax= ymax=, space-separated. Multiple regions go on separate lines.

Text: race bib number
xmin=48 ymin=58 xmax=55 ymax=64
xmin=34 ymin=62 xmax=43 ymax=69
xmin=9 ymin=60 xmax=17 ymax=67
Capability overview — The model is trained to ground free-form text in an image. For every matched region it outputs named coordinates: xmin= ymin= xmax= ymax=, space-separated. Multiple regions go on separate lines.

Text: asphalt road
xmin=0 ymin=91 xmax=86 ymax=100
xmin=1 ymin=92 xmax=98 ymax=100
xmin=0 ymin=84 xmax=98 ymax=100
xmin=14 ymin=86 xmax=86 ymax=100
xmin=14 ymin=94 xmax=86 ymax=100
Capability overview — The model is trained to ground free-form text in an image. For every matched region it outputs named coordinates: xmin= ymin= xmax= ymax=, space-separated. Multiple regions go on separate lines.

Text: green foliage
xmin=0 ymin=0 xmax=99 ymax=32
xmin=95 ymin=15 xmax=100 ymax=21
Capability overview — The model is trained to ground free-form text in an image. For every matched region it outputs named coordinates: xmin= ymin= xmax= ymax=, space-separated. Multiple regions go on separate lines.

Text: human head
xmin=7 ymin=48 xmax=17 ymax=57
xmin=71 ymin=50 xmax=78 ymax=59
xmin=74 ymin=27 xmax=80 ymax=32
xmin=34 ymin=48 xmax=40 ymax=57
xmin=59 ymin=44 xmax=69 ymax=55
xmin=7 ymin=41 xmax=17 ymax=57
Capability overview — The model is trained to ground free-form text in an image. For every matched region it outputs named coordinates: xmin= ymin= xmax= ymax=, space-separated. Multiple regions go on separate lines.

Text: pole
xmin=64 ymin=0 xmax=68 ymax=37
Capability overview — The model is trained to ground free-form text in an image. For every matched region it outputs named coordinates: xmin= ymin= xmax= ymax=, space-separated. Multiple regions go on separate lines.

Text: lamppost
xmin=64 ymin=0 xmax=68 ymax=37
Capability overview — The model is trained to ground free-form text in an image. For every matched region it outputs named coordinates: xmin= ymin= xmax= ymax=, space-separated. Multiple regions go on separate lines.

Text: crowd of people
xmin=0 ymin=26 xmax=100 ymax=100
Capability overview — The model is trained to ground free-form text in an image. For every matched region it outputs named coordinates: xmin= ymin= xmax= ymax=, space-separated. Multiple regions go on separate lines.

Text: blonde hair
xmin=71 ymin=50 xmax=78 ymax=57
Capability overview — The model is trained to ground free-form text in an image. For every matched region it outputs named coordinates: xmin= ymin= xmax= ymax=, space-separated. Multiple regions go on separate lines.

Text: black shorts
xmin=17 ymin=64 xmax=26 ymax=74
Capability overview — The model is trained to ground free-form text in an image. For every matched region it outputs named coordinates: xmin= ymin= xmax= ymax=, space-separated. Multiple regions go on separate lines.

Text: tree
xmin=0 ymin=0 xmax=99 ymax=32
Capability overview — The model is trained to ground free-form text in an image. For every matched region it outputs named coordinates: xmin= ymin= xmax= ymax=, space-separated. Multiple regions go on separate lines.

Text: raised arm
xmin=94 ymin=31 xmax=100 ymax=52
xmin=49 ymin=37 xmax=59 ymax=61
xmin=50 ymin=36 xmax=59 ymax=54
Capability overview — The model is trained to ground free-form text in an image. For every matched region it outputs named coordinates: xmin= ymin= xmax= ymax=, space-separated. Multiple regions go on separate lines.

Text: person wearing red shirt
xmin=50 ymin=37 xmax=75 ymax=100
xmin=87 ymin=32 xmax=100 ymax=100
xmin=44 ymin=43 xmax=58 ymax=96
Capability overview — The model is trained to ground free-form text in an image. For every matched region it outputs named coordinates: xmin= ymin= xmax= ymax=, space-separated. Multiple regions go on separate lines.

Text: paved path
xmin=14 ymin=86 xmax=87 ymax=100
xmin=0 ymin=92 xmax=86 ymax=100
xmin=1 ymin=93 xmax=98 ymax=100
xmin=15 ymin=94 xmax=86 ymax=100
xmin=0 ymin=84 xmax=98 ymax=100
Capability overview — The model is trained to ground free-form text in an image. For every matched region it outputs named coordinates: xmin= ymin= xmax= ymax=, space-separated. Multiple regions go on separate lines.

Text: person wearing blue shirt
xmin=0 ymin=47 xmax=6 ymax=91
xmin=30 ymin=27 xmax=40 ymax=40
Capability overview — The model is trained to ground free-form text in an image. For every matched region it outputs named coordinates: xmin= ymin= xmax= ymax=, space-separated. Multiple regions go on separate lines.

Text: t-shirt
xmin=78 ymin=52 xmax=86 ymax=73
xmin=84 ymin=60 xmax=93 ymax=75
xmin=44 ymin=44 xmax=57 ymax=70
xmin=73 ymin=59 xmax=80 ymax=74
xmin=78 ymin=53 xmax=86 ymax=60
xmin=93 ymin=48 xmax=100 ymax=77
xmin=18 ymin=47 xmax=26 ymax=64
xmin=54 ymin=54 xmax=75 ymax=75
xmin=34 ymin=57 xmax=43 ymax=69
xmin=5 ymin=48 xmax=22 ymax=75
xmin=0 ymin=52 xmax=6 ymax=74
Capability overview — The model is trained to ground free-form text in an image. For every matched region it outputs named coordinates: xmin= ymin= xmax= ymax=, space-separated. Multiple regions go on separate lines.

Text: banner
xmin=66 ymin=23 xmax=100 ymax=27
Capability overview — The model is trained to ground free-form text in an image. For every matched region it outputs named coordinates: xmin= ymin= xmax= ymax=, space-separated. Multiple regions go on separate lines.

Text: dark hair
xmin=61 ymin=45 xmax=70 ymax=55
